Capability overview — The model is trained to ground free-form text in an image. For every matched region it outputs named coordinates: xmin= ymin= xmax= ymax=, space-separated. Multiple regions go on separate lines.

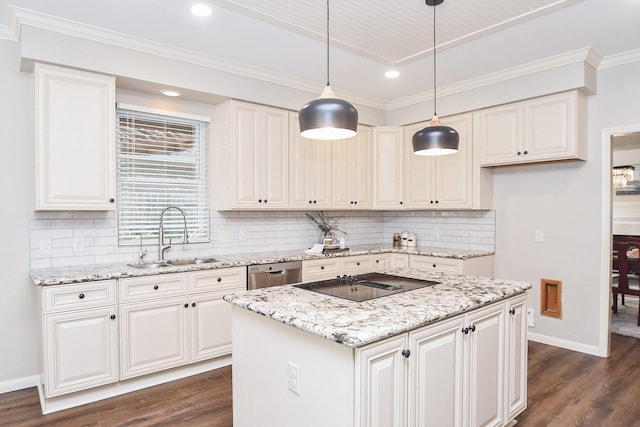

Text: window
xmin=116 ymin=105 xmax=209 ymax=246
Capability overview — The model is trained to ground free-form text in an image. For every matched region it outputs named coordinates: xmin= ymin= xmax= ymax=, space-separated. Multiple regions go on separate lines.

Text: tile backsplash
xmin=29 ymin=210 xmax=495 ymax=268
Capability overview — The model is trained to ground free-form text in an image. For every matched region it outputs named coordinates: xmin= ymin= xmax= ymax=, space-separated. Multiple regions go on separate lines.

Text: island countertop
xmin=223 ymin=267 xmax=531 ymax=348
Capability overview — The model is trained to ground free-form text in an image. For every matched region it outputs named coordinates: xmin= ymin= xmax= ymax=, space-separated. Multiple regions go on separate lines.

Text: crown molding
xmin=0 ymin=8 xmax=19 ymax=42
xmin=388 ymin=47 xmax=601 ymax=110
xmin=600 ymin=48 xmax=640 ymax=69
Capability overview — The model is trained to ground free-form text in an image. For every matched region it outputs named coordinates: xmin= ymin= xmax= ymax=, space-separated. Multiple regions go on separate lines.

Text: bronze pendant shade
xmin=412 ymin=0 xmax=459 ymax=156
xmin=298 ymin=0 xmax=358 ymax=140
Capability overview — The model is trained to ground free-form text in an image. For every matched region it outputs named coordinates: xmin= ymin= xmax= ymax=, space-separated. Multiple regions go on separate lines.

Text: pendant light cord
xmin=326 ymin=0 xmax=330 ymax=86
xmin=432 ymin=3 xmax=437 ymax=116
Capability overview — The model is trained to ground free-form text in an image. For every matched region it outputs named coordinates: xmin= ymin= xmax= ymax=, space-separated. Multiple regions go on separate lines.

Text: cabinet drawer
xmin=43 ymin=280 xmax=116 ymax=314
xmin=409 ymin=255 xmax=463 ymax=273
xmin=119 ymin=273 xmax=187 ymax=302
xmin=341 ymin=255 xmax=375 ymax=275
xmin=189 ymin=267 xmax=247 ymax=293
xmin=302 ymin=258 xmax=341 ymax=282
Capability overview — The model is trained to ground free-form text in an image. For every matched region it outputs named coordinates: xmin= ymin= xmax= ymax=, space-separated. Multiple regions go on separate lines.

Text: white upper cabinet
xmin=212 ymin=100 xmax=289 ymax=210
xmin=372 ymin=127 xmax=405 ymax=210
xmin=404 ymin=114 xmax=474 ymax=210
xmin=477 ymin=90 xmax=587 ymax=167
xmin=35 ymin=63 xmax=116 ymax=210
xmin=289 ymin=112 xmax=332 ymax=209
xmin=332 ymin=125 xmax=372 ymax=209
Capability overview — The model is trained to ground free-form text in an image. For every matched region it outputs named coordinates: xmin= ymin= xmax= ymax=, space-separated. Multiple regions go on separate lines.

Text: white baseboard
xmin=37 ymin=356 xmax=231 ymax=414
xmin=528 ymin=332 xmax=604 ymax=357
xmin=0 ymin=374 xmax=40 ymax=394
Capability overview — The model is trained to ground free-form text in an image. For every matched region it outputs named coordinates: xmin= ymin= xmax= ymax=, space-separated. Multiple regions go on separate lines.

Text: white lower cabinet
xmin=409 ymin=254 xmax=494 ymax=278
xmin=39 ymin=267 xmax=245 ymax=408
xmin=119 ymin=268 xmax=246 ymax=379
xmin=40 ymin=280 xmax=118 ymax=398
xmin=357 ymin=298 xmax=523 ymax=427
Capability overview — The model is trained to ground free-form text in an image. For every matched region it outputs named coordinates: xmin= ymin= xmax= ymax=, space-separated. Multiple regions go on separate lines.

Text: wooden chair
xmin=612 ymin=241 xmax=640 ymax=326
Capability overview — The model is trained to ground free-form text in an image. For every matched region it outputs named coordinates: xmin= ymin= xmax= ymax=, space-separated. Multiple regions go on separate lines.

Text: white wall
xmin=0 ymin=39 xmax=40 ymax=390
xmin=493 ymin=61 xmax=640 ymax=353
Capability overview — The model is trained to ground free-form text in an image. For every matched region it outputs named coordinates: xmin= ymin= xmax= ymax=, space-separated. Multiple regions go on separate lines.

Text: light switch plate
xmin=288 ymin=361 xmax=300 ymax=395
xmin=535 ymin=229 xmax=544 ymax=243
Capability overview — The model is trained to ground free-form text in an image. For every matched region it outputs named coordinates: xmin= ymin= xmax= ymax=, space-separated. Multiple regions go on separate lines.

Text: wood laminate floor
xmin=1 ymin=334 xmax=639 ymax=426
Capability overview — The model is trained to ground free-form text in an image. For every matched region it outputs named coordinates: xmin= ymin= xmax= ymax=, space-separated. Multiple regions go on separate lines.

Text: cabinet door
xmin=476 ymin=104 xmax=523 ymax=167
xmin=332 ymin=126 xmax=373 ymax=209
xmin=340 ymin=254 xmax=375 ymax=275
xmin=404 ymin=121 xmax=436 ymax=209
xmin=409 ymin=315 xmax=465 ymax=427
xmin=35 ymin=63 xmax=115 ymax=210
xmin=120 ymin=298 xmax=188 ymax=379
xmin=232 ymin=102 xmax=288 ymax=209
xmin=465 ymin=303 xmax=505 ymax=427
xmin=524 ymin=91 xmax=578 ymax=162
xmin=289 ymin=112 xmax=332 ymax=209
xmin=302 ymin=258 xmax=341 ymax=282
xmin=389 ymin=253 xmax=409 ymax=269
xmin=261 ymin=107 xmax=289 ymax=208
xmin=372 ymin=254 xmax=389 ymax=273
xmin=190 ymin=292 xmax=234 ymax=362
xmin=373 ymin=127 xmax=404 ymax=209
xmin=356 ymin=335 xmax=407 ymax=427
xmin=435 ymin=114 xmax=473 ymax=209
xmin=44 ymin=307 xmax=118 ymax=397
xmin=505 ymin=295 xmax=528 ymax=421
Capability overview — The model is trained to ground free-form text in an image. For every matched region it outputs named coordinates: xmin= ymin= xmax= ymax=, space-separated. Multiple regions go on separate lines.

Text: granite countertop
xmin=29 ymin=245 xmax=493 ymax=286
xmin=223 ymin=267 xmax=530 ymax=348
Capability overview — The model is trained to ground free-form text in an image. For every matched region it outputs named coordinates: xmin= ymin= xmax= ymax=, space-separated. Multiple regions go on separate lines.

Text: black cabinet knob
xmin=356 ymin=262 xmax=360 ymax=266
xmin=399 ymin=201 xmax=403 ymax=205
xmin=78 ymin=293 xmax=85 ymax=299
xmin=435 ymin=200 xmax=439 ymax=204
xmin=109 ymin=198 xmax=115 ymax=203
xmin=350 ymin=201 xmax=354 ymax=204
xmin=258 ymin=199 xmax=262 ymax=203
xmin=523 ymin=150 xmax=528 ymax=155
xmin=354 ymin=201 xmax=357 ymax=205
xmin=320 ymin=266 xmax=325 ymax=270
xmin=313 ymin=200 xmax=317 ymax=204
xmin=264 ymin=199 xmax=268 ymax=203
xmin=430 ymin=200 xmax=434 ymax=204
xmin=217 ymin=277 xmax=222 ymax=282
xmin=469 ymin=324 xmax=476 ymax=332
xmin=432 ymin=264 xmax=436 ymax=268
xmin=401 ymin=349 xmax=411 ymax=358
xmin=309 ymin=200 xmax=312 ymax=204
xmin=192 ymin=302 xmax=196 ymax=307
xmin=462 ymin=327 xmax=469 ymax=334
xmin=517 ymin=151 xmax=522 ymax=156
xmin=376 ymin=260 xmax=379 ymax=263
xmin=153 ymin=285 xmax=159 ymax=290
xmin=509 ymin=308 xmax=516 ymax=315
xmin=184 ymin=303 xmax=189 ymax=308
xmin=110 ymin=314 xmax=116 ymax=320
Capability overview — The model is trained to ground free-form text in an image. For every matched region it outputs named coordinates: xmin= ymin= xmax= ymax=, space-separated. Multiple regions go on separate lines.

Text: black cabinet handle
xmin=320 ymin=266 xmax=325 ymax=270
xmin=309 ymin=200 xmax=312 ymax=204
xmin=469 ymin=324 xmax=476 ymax=332
xmin=401 ymin=349 xmax=411 ymax=358
xmin=217 ymin=277 xmax=222 ymax=282
xmin=109 ymin=198 xmax=115 ymax=203
xmin=313 ymin=200 xmax=317 ymax=204
xmin=509 ymin=308 xmax=516 ymax=315
xmin=376 ymin=260 xmax=379 ymax=263
xmin=432 ymin=264 xmax=436 ymax=268
xmin=399 ymin=201 xmax=403 ymax=205
xmin=153 ymin=285 xmax=159 ymax=290
xmin=523 ymin=150 xmax=528 ymax=155
xmin=258 ymin=199 xmax=262 ymax=203
xmin=354 ymin=201 xmax=357 ymax=205
xmin=184 ymin=303 xmax=189 ymax=308
xmin=356 ymin=262 xmax=360 ymax=266
xmin=430 ymin=200 xmax=434 ymax=204
xmin=78 ymin=293 xmax=85 ymax=299
xmin=517 ymin=151 xmax=522 ymax=156
xmin=435 ymin=200 xmax=439 ymax=204
xmin=110 ymin=314 xmax=116 ymax=320
xmin=462 ymin=327 xmax=469 ymax=334
xmin=192 ymin=302 xmax=196 ymax=307
xmin=264 ymin=199 xmax=268 ymax=203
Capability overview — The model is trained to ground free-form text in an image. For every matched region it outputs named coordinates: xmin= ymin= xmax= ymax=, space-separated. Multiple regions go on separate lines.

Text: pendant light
xmin=412 ymin=0 xmax=459 ymax=156
xmin=299 ymin=0 xmax=358 ymax=140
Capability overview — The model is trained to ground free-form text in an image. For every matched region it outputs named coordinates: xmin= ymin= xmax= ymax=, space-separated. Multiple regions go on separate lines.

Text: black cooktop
xmin=294 ymin=272 xmax=439 ymax=302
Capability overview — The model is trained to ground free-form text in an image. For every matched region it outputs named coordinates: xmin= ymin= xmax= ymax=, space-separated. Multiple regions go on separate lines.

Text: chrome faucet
xmin=158 ymin=206 xmax=189 ymax=261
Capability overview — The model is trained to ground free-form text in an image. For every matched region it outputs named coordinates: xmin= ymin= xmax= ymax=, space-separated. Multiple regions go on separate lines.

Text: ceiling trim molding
xmin=388 ymin=47 xmax=600 ymax=110
xmin=600 ymin=49 xmax=640 ymax=69
xmin=10 ymin=6 xmax=386 ymax=110
xmin=0 ymin=10 xmax=19 ymax=42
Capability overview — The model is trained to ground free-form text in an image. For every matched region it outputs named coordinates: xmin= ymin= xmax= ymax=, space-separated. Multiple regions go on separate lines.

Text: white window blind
xmin=116 ymin=107 xmax=209 ymax=246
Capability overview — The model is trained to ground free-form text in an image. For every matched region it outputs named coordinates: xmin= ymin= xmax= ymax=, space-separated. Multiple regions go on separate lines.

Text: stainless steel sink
xmin=127 ymin=261 xmax=170 ymax=269
xmin=166 ymin=257 xmax=218 ymax=266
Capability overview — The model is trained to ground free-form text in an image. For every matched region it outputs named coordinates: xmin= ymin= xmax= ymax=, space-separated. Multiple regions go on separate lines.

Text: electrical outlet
xmin=288 ymin=362 xmax=300 ymax=395
xmin=73 ymin=237 xmax=85 ymax=253
xmin=535 ymin=229 xmax=544 ymax=243
xmin=527 ymin=308 xmax=534 ymax=327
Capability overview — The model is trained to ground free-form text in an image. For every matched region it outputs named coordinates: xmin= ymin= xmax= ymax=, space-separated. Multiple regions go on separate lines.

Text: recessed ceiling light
xmin=161 ymin=89 xmax=182 ymax=97
xmin=385 ymin=70 xmax=400 ymax=79
xmin=191 ymin=3 xmax=212 ymax=17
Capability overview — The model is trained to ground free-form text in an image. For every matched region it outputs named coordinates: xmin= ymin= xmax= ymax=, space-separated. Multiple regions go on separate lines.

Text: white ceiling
xmin=1 ymin=0 xmax=640 ymax=106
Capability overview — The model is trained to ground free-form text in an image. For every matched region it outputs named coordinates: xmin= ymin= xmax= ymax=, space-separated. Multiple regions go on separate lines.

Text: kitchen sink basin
xmin=127 ymin=261 xmax=170 ymax=269
xmin=166 ymin=257 xmax=218 ymax=266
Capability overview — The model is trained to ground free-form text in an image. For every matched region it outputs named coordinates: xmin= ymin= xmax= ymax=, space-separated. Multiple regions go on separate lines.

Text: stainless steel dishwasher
xmin=247 ymin=260 xmax=303 ymax=289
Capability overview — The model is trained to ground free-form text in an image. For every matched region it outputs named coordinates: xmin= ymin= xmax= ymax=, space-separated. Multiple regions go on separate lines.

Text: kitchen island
xmin=224 ymin=268 xmax=531 ymax=427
